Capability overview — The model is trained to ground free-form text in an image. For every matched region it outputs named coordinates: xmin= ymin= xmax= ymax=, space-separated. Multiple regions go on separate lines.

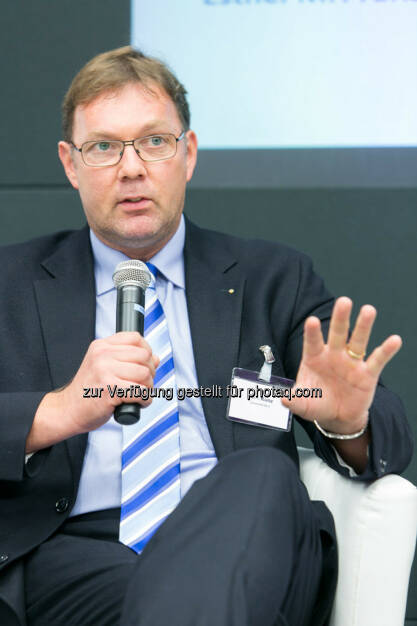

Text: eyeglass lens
xmin=81 ymin=134 xmax=177 ymax=165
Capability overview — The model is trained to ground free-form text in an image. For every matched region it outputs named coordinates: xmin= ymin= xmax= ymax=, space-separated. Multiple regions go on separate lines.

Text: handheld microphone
xmin=112 ymin=260 xmax=152 ymax=425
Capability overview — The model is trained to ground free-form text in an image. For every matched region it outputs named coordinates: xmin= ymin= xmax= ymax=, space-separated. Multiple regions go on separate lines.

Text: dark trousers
xmin=24 ymin=448 xmax=337 ymax=626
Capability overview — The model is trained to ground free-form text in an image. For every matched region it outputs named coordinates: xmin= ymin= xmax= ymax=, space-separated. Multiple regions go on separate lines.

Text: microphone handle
xmin=114 ymin=284 xmax=145 ymax=425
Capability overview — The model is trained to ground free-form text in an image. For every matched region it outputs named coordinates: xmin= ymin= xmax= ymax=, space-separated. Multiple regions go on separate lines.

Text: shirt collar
xmin=90 ymin=215 xmax=186 ymax=296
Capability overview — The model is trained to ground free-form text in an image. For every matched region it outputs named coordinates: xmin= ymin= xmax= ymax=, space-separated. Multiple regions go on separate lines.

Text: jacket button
xmin=0 ymin=554 xmax=8 ymax=563
xmin=55 ymin=497 xmax=69 ymax=513
xmin=379 ymin=459 xmax=387 ymax=473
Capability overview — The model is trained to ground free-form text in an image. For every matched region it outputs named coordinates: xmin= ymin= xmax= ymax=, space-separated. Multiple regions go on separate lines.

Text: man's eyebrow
xmin=139 ymin=121 xmax=176 ymax=134
xmin=86 ymin=122 xmax=177 ymax=140
xmin=85 ymin=130 xmax=122 ymax=140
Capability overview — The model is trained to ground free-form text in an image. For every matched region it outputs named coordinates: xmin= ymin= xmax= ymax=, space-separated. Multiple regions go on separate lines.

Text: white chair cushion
xmin=298 ymin=447 xmax=417 ymax=626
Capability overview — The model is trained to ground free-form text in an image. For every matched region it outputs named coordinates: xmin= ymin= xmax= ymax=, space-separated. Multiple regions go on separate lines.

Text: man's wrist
xmin=314 ymin=419 xmax=368 ymax=440
xmin=313 ymin=411 xmax=369 ymax=439
xmin=25 ymin=389 xmax=81 ymax=454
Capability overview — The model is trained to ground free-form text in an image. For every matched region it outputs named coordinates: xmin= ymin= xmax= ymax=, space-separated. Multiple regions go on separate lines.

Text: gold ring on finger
xmin=346 ymin=345 xmax=366 ymax=360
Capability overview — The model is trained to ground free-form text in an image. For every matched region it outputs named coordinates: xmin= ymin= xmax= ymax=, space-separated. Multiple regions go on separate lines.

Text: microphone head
xmin=112 ymin=260 xmax=152 ymax=290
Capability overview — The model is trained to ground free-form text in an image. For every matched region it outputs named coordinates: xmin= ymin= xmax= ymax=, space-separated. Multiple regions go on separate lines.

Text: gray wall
xmin=1 ymin=1 xmax=416 ymax=621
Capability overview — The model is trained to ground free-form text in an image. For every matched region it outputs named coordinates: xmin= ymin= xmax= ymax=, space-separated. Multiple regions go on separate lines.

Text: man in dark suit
xmin=0 ymin=46 xmax=413 ymax=626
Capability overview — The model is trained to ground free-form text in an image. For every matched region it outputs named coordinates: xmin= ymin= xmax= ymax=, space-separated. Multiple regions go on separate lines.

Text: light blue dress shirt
xmin=70 ymin=216 xmax=218 ymax=516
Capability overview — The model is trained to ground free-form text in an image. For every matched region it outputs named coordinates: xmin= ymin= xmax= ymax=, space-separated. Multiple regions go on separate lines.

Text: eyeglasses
xmin=70 ymin=131 xmax=185 ymax=167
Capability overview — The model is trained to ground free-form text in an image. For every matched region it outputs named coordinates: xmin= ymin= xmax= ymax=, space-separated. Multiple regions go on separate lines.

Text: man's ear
xmin=185 ymin=130 xmax=198 ymax=183
xmin=58 ymin=141 xmax=79 ymax=190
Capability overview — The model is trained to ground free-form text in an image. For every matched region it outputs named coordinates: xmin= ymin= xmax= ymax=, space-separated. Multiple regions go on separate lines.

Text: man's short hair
xmin=62 ymin=46 xmax=190 ymax=142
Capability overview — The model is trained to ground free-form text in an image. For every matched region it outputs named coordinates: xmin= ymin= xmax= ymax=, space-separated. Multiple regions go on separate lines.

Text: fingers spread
xmin=366 ymin=335 xmax=402 ymax=378
xmin=348 ymin=305 xmax=376 ymax=359
xmin=302 ymin=316 xmax=325 ymax=359
xmin=328 ymin=297 xmax=352 ymax=351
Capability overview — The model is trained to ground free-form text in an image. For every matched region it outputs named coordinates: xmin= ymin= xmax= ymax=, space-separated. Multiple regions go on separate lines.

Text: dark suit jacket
xmin=0 ymin=219 xmax=413 ymax=625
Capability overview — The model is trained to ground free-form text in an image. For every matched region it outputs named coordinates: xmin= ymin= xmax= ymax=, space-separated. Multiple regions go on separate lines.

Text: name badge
xmin=226 ymin=367 xmax=293 ymax=431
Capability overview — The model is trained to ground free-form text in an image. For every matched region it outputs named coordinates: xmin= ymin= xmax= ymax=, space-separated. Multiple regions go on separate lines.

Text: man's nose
xmin=117 ymin=143 xmax=147 ymax=178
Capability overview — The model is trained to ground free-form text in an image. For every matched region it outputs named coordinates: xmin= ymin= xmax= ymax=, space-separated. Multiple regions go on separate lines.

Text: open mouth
xmin=119 ymin=197 xmax=151 ymax=209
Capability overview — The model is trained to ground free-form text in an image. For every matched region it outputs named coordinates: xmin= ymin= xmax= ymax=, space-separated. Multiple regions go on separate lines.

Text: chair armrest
xmin=298 ymin=447 xmax=417 ymax=626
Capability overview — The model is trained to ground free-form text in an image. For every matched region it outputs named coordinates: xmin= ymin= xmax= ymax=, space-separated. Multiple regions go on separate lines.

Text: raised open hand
xmin=282 ymin=297 xmax=402 ymax=436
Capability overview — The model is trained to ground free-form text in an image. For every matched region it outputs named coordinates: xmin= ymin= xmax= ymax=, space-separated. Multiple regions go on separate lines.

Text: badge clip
xmin=258 ymin=345 xmax=275 ymax=383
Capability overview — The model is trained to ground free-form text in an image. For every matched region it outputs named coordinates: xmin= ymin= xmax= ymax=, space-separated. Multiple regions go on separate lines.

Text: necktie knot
xmin=145 ymin=262 xmax=158 ymax=288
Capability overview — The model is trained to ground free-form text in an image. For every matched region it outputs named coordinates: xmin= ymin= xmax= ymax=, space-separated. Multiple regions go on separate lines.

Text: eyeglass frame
xmin=69 ymin=130 xmax=186 ymax=166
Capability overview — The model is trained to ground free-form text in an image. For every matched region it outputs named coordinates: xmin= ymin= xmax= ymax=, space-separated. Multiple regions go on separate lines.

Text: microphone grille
xmin=112 ymin=260 xmax=152 ymax=289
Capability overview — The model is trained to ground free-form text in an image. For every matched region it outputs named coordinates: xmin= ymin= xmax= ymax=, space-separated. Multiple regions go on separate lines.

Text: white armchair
xmin=299 ymin=447 xmax=417 ymax=626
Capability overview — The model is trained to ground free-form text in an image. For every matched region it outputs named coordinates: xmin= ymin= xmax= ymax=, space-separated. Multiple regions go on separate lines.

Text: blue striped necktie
xmin=119 ymin=263 xmax=181 ymax=553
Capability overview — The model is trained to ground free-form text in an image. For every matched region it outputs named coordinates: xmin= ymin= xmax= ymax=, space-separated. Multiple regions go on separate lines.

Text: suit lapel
xmin=32 ymin=221 xmax=245 ymax=468
xmin=184 ymin=220 xmax=245 ymax=458
xmin=33 ymin=227 xmax=96 ymax=473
